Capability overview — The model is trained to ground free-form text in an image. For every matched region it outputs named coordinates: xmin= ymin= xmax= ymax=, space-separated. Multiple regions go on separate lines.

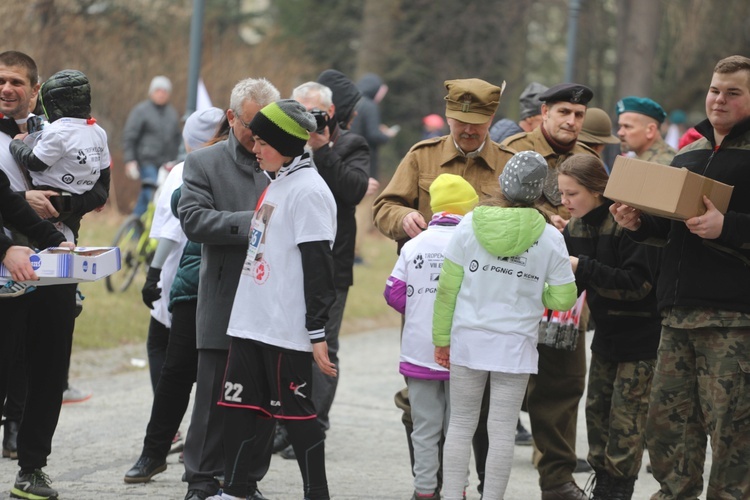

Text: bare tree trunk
xmin=355 ymin=0 xmax=400 ymax=79
xmin=615 ymin=0 xmax=662 ymax=98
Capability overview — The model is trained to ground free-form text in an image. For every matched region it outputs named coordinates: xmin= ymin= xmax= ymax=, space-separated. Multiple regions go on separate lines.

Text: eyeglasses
xmin=235 ymin=114 xmax=253 ymax=129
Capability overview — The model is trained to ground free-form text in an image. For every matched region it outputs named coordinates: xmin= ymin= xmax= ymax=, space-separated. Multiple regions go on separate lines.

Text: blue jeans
xmin=133 ymin=163 xmax=158 ymax=216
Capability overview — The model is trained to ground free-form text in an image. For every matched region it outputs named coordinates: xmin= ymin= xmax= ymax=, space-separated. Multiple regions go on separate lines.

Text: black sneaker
xmin=279 ymin=443 xmax=296 ymax=460
xmin=11 ymin=469 xmax=58 ymax=499
xmin=515 ymin=421 xmax=533 ymax=446
xmin=248 ymin=488 xmax=269 ymax=500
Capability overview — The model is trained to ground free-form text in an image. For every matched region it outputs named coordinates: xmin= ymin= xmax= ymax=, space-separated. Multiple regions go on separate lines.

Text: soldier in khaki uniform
xmin=374 ymin=78 xmax=516 ymax=496
xmin=502 ymin=83 xmax=597 ymax=500
xmin=374 ymin=79 xmax=516 ymax=244
xmin=616 ymin=96 xmax=676 ymax=166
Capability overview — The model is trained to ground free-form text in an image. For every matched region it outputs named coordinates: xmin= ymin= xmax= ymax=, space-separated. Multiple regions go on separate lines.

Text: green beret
xmin=615 ymin=96 xmax=667 ymax=123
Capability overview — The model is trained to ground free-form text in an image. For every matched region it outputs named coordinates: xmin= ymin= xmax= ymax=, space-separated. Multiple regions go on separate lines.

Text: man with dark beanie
xmin=209 ymin=100 xmax=337 ymax=500
xmin=278 ymin=75 xmax=369 ymax=452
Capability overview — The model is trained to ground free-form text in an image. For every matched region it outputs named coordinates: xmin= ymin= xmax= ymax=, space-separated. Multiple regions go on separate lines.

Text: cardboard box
xmin=0 ymin=247 xmax=121 ymax=285
xmin=604 ymin=156 xmax=734 ymax=220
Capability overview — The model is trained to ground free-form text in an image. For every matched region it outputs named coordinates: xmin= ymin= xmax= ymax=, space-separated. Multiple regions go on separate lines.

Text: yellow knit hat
xmin=429 ymin=174 xmax=479 ymax=215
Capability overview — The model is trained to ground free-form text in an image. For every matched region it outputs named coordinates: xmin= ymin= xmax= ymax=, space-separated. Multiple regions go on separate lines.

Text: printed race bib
xmin=245 ymin=218 xmax=265 ymax=263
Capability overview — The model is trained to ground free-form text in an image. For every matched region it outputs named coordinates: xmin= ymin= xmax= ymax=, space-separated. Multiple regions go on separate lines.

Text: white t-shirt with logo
xmin=226 ymin=167 xmax=337 ymax=352
xmin=391 ymin=225 xmax=456 ymax=372
xmin=148 ymin=162 xmax=188 ymax=328
xmin=28 ymin=117 xmax=110 ymax=194
xmin=0 ymin=115 xmax=36 ymax=191
xmin=444 ymin=215 xmax=574 ymax=374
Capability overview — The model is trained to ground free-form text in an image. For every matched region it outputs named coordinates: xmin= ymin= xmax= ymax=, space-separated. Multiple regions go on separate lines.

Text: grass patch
xmin=75 ymin=208 xmax=151 ymax=349
xmin=74 ymin=208 xmax=400 ymax=350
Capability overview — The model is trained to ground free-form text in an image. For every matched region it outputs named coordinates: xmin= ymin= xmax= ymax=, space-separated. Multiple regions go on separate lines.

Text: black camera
xmin=310 ymin=109 xmax=329 ymax=134
xmin=27 ymin=115 xmax=44 ymax=134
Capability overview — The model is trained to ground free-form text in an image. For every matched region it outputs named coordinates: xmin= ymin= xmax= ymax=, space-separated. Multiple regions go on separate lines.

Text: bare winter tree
xmin=614 ymin=0 xmax=662 ymax=98
xmin=355 ymin=0 xmax=400 ymax=79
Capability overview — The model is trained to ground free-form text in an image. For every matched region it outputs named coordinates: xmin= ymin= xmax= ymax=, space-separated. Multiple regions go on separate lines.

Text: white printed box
xmin=0 ymin=247 xmax=121 ymax=285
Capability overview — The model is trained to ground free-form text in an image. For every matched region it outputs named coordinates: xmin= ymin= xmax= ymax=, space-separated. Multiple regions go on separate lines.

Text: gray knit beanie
xmin=182 ymin=107 xmax=224 ymax=151
xmin=499 ymin=150 xmax=547 ymax=203
xmin=249 ymin=99 xmax=316 ymax=158
xmin=149 ymin=75 xmax=172 ymax=94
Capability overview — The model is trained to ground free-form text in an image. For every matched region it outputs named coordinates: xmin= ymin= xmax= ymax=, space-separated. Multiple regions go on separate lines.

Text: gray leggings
xmin=442 ymin=365 xmax=529 ymax=500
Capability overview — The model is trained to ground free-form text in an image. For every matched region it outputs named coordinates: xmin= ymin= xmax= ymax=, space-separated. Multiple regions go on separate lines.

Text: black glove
xmin=141 ymin=266 xmax=162 ymax=309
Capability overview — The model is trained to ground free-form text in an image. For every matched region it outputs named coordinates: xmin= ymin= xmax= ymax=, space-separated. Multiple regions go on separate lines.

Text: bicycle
xmin=105 ymin=180 xmax=160 ymax=293
xmin=106 ymin=160 xmax=180 ymax=292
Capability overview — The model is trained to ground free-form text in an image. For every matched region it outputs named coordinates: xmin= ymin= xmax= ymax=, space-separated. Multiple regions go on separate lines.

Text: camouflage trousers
xmin=586 ymin=353 xmax=654 ymax=478
xmin=647 ymin=326 xmax=750 ymax=500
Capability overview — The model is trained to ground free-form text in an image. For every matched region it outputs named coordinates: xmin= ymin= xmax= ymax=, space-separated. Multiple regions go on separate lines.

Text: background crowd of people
xmin=1 ymin=48 xmax=750 ymax=500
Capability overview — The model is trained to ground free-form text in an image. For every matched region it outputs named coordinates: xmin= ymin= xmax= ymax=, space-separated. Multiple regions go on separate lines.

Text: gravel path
xmin=0 ymin=328 xmax=682 ymax=499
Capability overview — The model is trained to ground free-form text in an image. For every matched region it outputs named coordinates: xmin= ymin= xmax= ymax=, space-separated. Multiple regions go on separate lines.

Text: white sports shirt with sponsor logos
xmin=226 ymin=167 xmax=336 ymax=352
xmin=444 ymin=214 xmax=573 ymax=373
xmin=391 ymin=224 xmax=456 ymax=372
xmin=28 ymin=117 xmax=110 ymax=194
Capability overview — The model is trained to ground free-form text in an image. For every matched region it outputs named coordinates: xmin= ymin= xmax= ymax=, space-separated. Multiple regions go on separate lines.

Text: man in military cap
xmin=489 ymin=81 xmax=549 ymax=143
xmin=616 ymin=96 xmax=676 ymax=165
xmin=373 ymin=78 xmax=516 ymax=496
xmin=503 ymin=83 xmax=598 ymax=221
xmin=374 ymin=78 xmax=515 ymax=243
xmin=501 ymin=82 xmax=597 ymax=500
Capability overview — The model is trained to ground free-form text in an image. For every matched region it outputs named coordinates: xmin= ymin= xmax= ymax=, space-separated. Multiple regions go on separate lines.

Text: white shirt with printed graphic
xmin=28 ymin=117 xmax=110 ymax=194
xmin=444 ymin=216 xmax=574 ymax=374
xmin=226 ymin=166 xmax=336 ymax=352
xmin=391 ymin=225 xmax=456 ymax=372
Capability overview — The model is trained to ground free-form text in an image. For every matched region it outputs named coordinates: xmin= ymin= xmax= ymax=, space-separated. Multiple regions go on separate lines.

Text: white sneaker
xmin=62 ymin=386 xmax=92 ymax=404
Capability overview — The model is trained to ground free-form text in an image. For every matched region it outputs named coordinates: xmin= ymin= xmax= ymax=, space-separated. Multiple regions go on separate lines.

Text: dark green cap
xmin=615 ymin=96 xmax=667 ymax=123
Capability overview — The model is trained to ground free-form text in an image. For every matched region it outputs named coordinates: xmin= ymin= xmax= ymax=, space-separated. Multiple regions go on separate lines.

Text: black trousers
xmin=141 ymin=300 xmax=198 ymax=459
xmin=146 ymin=316 xmax=170 ymax=393
xmin=0 ymin=284 xmax=76 ymax=471
xmin=182 ymin=347 xmax=273 ymax=495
